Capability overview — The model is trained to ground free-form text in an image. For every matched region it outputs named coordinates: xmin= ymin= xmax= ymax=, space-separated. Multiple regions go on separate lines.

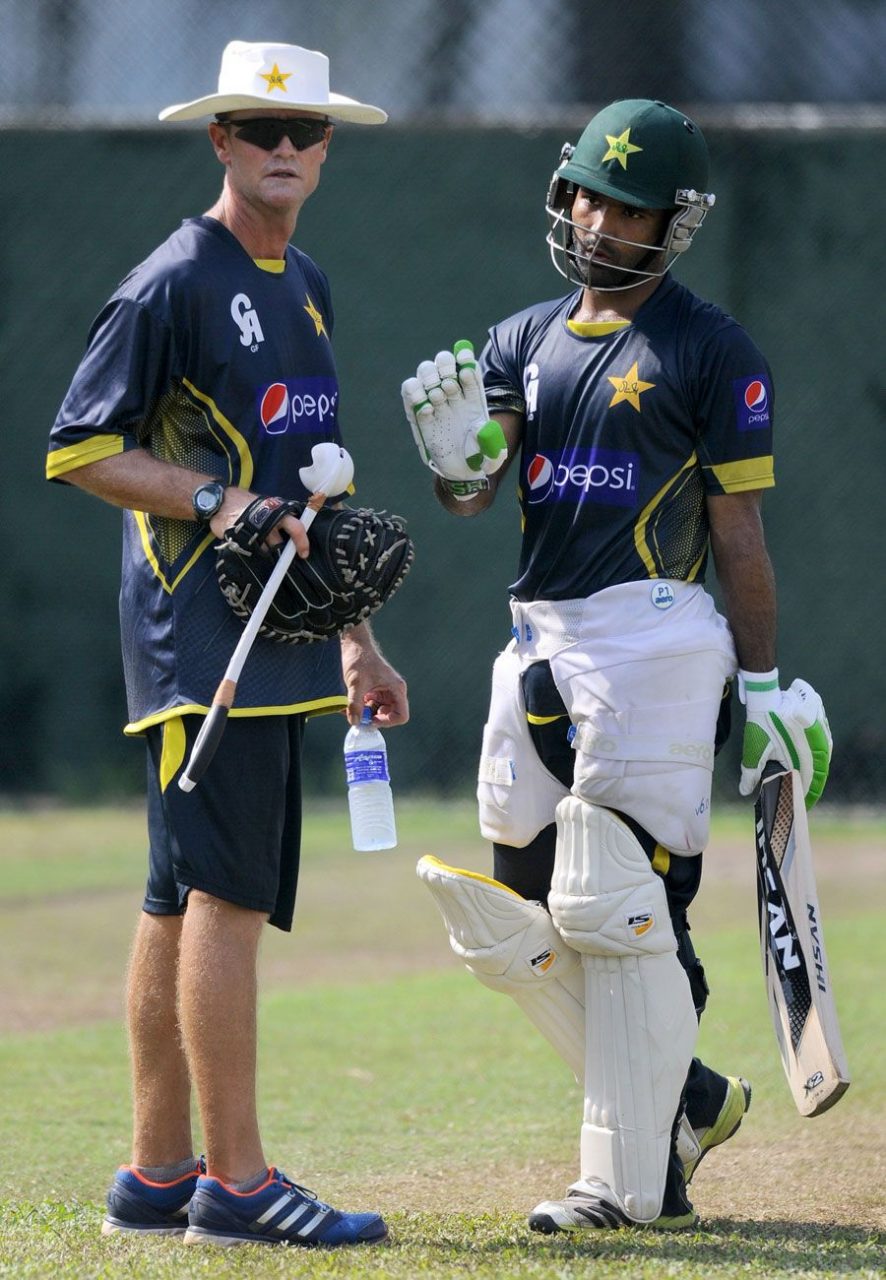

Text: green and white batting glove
xmin=401 ymin=340 xmax=508 ymax=500
xmin=738 ymin=668 xmax=833 ymax=808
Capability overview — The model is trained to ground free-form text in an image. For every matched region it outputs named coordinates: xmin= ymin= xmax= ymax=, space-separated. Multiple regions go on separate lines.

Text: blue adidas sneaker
xmin=102 ymin=1159 xmax=204 ymax=1236
xmin=184 ymin=1166 xmax=388 ymax=1247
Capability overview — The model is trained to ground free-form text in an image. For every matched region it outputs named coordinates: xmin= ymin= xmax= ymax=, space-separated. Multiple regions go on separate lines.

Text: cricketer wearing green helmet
xmin=546 ymin=98 xmax=716 ymax=291
xmin=400 ymin=89 xmax=833 ymax=1240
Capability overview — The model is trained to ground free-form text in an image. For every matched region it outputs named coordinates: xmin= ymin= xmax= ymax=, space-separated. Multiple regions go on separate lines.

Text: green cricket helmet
xmin=545 ymin=98 xmax=716 ymax=291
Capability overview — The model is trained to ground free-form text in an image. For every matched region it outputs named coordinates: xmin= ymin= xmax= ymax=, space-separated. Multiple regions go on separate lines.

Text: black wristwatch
xmin=192 ymin=480 xmax=226 ymax=523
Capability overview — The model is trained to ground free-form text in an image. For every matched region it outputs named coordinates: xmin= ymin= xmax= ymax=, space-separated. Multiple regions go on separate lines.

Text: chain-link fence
xmin=2 ymin=0 xmax=886 ymax=124
xmin=3 ymin=2 xmax=885 ymax=804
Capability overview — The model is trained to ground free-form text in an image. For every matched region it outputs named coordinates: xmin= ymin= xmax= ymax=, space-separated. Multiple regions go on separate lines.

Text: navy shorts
xmin=144 ymin=714 xmax=306 ymax=932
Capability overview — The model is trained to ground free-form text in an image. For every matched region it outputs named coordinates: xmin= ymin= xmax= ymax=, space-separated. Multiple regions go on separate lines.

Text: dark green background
xmin=3 ymin=126 xmax=883 ymax=800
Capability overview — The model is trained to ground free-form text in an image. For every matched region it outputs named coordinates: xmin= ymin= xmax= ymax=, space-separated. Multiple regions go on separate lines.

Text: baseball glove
xmin=215 ymin=496 xmax=415 ymax=643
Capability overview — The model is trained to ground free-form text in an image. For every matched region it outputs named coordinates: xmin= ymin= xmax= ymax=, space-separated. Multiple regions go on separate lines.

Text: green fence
xmin=2 ymin=124 xmax=884 ymax=801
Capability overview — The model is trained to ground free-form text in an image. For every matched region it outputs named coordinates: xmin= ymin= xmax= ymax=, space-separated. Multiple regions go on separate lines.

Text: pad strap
xmin=478 ymin=754 xmax=516 ymax=786
xmin=573 ymin=721 xmax=715 ymax=770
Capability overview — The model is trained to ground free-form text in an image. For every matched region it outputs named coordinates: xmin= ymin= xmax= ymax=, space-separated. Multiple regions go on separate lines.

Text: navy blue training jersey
xmin=480 ymin=276 xmax=775 ymax=602
xmin=47 ymin=216 xmax=348 ymax=731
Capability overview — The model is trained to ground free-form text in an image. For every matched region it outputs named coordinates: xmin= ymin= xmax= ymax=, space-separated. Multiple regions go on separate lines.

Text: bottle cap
xmin=361 ymin=706 xmax=373 ymax=725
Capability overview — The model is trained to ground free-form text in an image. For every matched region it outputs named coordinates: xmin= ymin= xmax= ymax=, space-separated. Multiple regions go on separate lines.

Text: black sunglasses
xmin=218 ymin=116 xmax=331 ymax=152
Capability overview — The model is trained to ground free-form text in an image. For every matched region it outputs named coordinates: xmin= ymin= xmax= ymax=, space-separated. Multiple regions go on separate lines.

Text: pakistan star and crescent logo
xmin=601 ymin=128 xmax=642 ymax=170
xmin=260 ymin=62 xmax=292 ymax=93
xmin=607 ymin=362 xmax=655 ymax=411
xmin=304 ymin=295 xmax=327 ymax=338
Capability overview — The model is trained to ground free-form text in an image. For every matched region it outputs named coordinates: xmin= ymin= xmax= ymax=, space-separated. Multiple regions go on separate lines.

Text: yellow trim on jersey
xmin=181 ymin=378 xmax=254 ymax=488
xmin=420 ymin=855 xmax=523 ymax=898
xmin=566 ymin=319 xmax=631 ymax=337
xmin=708 ymin=457 xmax=775 ymax=492
xmin=123 ymin=694 xmax=347 ymax=736
xmin=686 ymin=544 xmax=708 ymax=582
xmin=134 ymin=379 xmax=256 ymax=592
xmin=45 ymin=434 xmax=125 ymax=479
xmin=133 ymin=509 xmax=214 ymax=594
xmin=526 ymin=712 xmax=566 ymax=726
xmin=159 ymin=717 xmax=187 ymax=793
xmin=254 ymin=258 xmax=286 ymax=274
xmin=634 ymin=451 xmax=700 ymax=578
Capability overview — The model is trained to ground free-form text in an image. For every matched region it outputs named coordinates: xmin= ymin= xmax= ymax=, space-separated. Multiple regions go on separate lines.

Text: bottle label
xmin=345 ymin=749 xmax=390 ymax=785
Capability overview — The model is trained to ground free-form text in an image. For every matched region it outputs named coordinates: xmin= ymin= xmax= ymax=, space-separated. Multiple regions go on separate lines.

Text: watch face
xmin=194 ymin=483 xmax=223 ymax=518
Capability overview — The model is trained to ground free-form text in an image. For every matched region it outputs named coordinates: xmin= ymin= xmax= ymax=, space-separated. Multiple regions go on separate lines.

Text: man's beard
xmin=569 ymin=231 xmax=662 ymax=289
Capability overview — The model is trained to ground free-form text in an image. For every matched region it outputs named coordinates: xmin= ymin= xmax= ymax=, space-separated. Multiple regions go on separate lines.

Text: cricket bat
xmin=754 ymin=762 xmax=850 ymax=1116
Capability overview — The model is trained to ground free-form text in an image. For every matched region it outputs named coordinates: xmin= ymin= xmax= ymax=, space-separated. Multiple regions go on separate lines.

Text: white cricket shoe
xmin=528 ymin=1173 xmax=698 ymax=1234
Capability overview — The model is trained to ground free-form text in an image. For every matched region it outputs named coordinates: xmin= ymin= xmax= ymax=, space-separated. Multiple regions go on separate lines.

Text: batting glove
xmin=401 ymin=340 xmax=507 ymax=499
xmin=738 ymin=669 xmax=833 ymax=808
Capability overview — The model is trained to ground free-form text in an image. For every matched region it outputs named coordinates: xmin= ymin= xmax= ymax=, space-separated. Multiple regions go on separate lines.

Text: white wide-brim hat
xmin=159 ymin=41 xmax=387 ymax=125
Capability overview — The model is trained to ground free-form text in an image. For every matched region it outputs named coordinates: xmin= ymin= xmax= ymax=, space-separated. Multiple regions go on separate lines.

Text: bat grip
xmin=178 ymin=702 xmax=230 ymax=792
xmin=761 ymin=760 xmax=791 ymax=784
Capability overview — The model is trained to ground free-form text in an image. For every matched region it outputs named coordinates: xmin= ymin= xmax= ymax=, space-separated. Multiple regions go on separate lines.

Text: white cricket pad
xmin=548 ymin=797 xmax=698 ymax=1222
xmin=417 ymin=855 xmax=585 ymax=1079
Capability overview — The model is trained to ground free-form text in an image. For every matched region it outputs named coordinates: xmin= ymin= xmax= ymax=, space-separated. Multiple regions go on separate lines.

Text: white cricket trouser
xmin=477 ymin=580 xmax=737 ymax=854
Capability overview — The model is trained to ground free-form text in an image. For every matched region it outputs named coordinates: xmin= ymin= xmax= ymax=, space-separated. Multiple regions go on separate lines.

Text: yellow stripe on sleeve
xmin=708 ymin=457 xmax=775 ymax=492
xmin=45 ymin=434 xmax=125 ymax=479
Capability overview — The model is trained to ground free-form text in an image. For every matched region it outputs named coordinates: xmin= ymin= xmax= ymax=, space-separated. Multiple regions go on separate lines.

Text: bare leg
xmin=178 ymin=891 xmax=267 ymax=1183
xmin=127 ymin=912 xmax=193 ymax=1167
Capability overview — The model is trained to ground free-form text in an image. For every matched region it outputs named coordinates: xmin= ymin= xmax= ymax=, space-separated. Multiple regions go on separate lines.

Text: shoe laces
xmin=567 ymin=1178 xmax=614 ymax=1201
xmin=274 ymin=1169 xmax=333 ymax=1214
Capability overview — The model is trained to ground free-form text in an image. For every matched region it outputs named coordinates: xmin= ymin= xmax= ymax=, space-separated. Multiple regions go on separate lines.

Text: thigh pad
xmin=477 ymin=647 xmax=570 ymax=847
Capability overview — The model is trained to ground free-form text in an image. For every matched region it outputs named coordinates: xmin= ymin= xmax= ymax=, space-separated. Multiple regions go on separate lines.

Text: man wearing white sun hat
xmin=159 ymin=40 xmax=388 ymax=124
xmin=47 ymin=41 xmax=404 ymax=1249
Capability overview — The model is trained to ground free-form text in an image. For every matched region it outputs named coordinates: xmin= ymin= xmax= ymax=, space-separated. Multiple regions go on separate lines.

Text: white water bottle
xmin=343 ymin=707 xmax=397 ymax=851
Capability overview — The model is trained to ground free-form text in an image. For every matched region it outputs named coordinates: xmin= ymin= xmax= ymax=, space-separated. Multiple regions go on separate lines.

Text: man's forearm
xmin=717 ymin=549 xmax=777 ymax=671
xmin=64 ymin=448 xmax=221 ymax=519
xmin=707 ymin=491 xmax=777 ymax=672
xmin=62 ymin=448 xmax=262 ymax=539
xmin=340 ymin=617 xmax=379 ymax=657
xmin=711 ymin=528 xmax=778 ymax=673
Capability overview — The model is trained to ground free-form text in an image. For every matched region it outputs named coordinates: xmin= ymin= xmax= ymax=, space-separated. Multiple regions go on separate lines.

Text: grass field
xmin=0 ymin=798 xmax=884 ymax=1278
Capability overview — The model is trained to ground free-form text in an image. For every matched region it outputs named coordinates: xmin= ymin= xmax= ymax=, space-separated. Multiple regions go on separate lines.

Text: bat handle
xmin=222 ymin=501 xmax=324 ymax=684
xmin=761 ymin=760 xmax=791 ymax=783
xmin=224 ymin=539 xmax=298 ymax=685
xmin=178 ymin=496 xmax=328 ymax=793
xmin=178 ymin=702 xmax=230 ymax=793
